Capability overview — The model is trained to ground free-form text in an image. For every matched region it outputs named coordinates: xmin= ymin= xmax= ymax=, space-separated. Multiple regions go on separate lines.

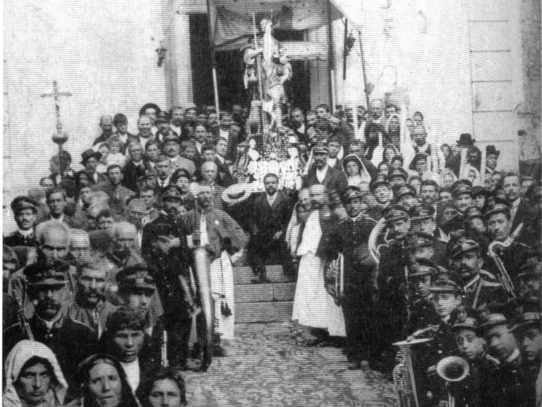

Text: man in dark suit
xmin=123 ymin=142 xmax=147 ymax=192
xmin=81 ymin=149 xmax=109 ymax=186
xmin=37 ymin=187 xmax=81 ymax=228
xmin=503 ymin=172 xmax=540 ymax=245
xmin=302 ymin=144 xmax=348 ymax=197
xmin=4 ymin=196 xmax=39 ymax=247
xmin=248 ymin=173 xmax=293 ymax=283
xmin=92 ymin=115 xmax=115 ymax=146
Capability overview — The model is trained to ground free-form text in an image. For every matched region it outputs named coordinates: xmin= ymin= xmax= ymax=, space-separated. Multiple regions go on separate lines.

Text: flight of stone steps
xmin=233 ymin=265 xmax=295 ymax=323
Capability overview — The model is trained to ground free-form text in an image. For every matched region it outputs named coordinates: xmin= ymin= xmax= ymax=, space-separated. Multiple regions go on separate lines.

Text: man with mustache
xmin=4 ymin=196 xmax=39 ymax=247
xmin=449 ymin=237 xmax=506 ymax=309
xmin=67 ymin=256 xmax=114 ymax=339
xmin=3 ymin=257 xmax=98 ymax=391
xmin=484 ymin=203 xmax=534 ymax=283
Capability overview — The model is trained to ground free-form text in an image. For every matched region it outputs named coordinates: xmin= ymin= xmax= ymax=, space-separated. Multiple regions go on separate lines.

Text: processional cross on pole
xmin=41 ymin=80 xmax=72 ymax=180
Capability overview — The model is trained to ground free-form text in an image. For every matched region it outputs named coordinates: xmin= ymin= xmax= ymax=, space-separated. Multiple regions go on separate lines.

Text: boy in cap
xmin=478 ymin=304 xmax=535 ymax=406
xmin=403 ymin=259 xmax=440 ymax=336
xmin=5 ymin=196 xmax=39 ymax=247
xmin=446 ymin=311 xmax=500 ymax=407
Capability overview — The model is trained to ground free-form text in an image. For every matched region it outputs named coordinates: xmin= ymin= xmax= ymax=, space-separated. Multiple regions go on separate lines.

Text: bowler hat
xmin=139 ymin=102 xmax=161 ymax=117
xmin=80 ymin=149 xmax=102 ymax=165
xmin=486 ymin=145 xmax=500 ymax=157
xmin=457 ymin=133 xmax=475 ymax=147
xmin=11 ymin=196 xmax=38 ymax=214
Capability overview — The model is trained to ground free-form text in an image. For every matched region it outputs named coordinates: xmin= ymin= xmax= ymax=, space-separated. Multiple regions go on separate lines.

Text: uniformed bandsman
xmin=4 ymin=196 xmax=40 ymax=247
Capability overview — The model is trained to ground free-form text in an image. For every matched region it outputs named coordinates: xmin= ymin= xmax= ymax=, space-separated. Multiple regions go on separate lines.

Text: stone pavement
xmin=184 ymin=322 xmax=398 ymax=407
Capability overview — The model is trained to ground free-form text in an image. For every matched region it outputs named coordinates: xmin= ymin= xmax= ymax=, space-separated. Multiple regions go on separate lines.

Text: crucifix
xmin=41 ymin=80 xmax=72 ymax=180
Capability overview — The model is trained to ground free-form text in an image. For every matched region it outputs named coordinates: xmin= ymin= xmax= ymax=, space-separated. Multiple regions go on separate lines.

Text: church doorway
xmin=189 ymin=14 xmax=311 ymax=113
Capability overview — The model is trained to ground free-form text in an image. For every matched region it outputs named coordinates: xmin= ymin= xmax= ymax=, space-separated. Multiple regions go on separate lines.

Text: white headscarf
xmin=3 ymin=340 xmax=68 ymax=407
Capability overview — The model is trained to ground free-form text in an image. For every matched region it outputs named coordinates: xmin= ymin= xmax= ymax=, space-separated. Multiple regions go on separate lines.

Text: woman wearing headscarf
xmin=342 ymin=154 xmax=372 ymax=188
xmin=65 ymin=353 xmax=139 ymax=407
xmin=4 ymin=340 xmax=68 ymax=407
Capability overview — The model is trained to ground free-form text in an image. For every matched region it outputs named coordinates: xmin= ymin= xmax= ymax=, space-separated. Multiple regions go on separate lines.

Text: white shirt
xmin=316 ymin=165 xmax=329 ymax=183
xmin=327 ymin=157 xmax=337 ymax=168
xmin=199 ymin=214 xmax=209 ymax=246
xmin=505 ymin=348 xmax=520 ymax=363
xmin=267 ymin=193 xmax=276 ymax=207
xmin=17 ymin=228 xmax=34 ymax=237
xmin=157 ymin=177 xmax=170 ymax=188
xmin=120 ymin=359 xmax=140 ymax=392
xmin=171 ymin=125 xmax=182 ymax=137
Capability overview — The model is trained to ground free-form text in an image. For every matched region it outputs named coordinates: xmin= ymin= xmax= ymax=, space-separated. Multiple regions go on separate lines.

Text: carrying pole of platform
xmin=327 ymin=0 xmax=336 ymax=113
xmin=206 ymin=0 xmax=220 ymax=113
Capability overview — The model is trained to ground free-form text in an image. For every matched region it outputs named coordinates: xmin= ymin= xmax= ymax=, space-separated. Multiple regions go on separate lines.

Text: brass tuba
xmin=487 ymin=223 xmax=523 ymax=299
xmin=324 ymin=253 xmax=344 ymax=305
xmin=368 ymin=217 xmax=387 ymax=264
xmin=393 ymin=337 xmax=433 ymax=407
xmin=436 ymin=356 xmax=470 ymax=407
xmin=193 ymin=246 xmax=214 ymax=372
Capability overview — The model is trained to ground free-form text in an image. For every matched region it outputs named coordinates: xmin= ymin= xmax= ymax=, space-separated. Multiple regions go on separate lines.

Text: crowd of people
xmin=2 ymin=98 xmax=541 ymax=407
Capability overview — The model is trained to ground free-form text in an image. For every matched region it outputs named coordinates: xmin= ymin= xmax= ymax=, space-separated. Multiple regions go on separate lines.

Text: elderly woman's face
xmin=88 ymin=362 xmax=122 ymax=407
xmin=16 ymin=362 xmax=52 ymax=405
xmin=148 ymin=378 xmax=183 ymax=407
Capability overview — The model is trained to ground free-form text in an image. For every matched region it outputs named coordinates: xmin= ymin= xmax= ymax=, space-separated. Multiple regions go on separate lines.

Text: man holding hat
xmin=449 ymin=237 xmax=506 ymax=308
xmin=327 ymin=187 xmax=377 ymax=369
xmin=301 ymin=143 xmax=348 ymax=196
xmin=4 ymin=196 xmax=39 ymax=247
xmin=3 ymin=257 xmax=98 ymax=389
xmin=184 ymin=183 xmax=247 ymax=348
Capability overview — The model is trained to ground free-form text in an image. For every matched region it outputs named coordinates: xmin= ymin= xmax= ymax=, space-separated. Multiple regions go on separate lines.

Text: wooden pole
xmin=357 ymin=29 xmax=371 ymax=112
xmin=327 ymin=0 xmax=336 ymax=113
xmin=206 ymin=0 xmax=220 ymax=113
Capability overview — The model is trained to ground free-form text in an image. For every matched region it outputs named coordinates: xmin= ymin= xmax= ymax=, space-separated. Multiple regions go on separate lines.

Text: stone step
xmin=234 ymin=282 xmax=296 ymax=303
xmin=233 ymin=265 xmax=291 ymax=285
xmin=236 ymin=301 xmax=294 ymax=323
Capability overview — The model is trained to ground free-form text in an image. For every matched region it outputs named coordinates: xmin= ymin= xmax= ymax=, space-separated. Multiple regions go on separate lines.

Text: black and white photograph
xmin=2 ymin=0 xmax=541 ymax=406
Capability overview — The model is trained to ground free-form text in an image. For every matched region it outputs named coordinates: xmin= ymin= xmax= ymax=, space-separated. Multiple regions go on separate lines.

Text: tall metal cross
xmin=41 ymin=80 xmax=72 ymax=133
xmin=41 ymin=80 xmax=72 ymax=180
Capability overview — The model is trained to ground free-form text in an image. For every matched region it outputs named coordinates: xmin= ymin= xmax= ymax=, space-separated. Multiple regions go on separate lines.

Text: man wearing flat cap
xmin=301 ymin=143 xmax=348 ymax=196
xmin=4 ymin=196 xmax=39 ymax=247
xmin=449 ymin=237 xmax=507 ymax=308
xmin=326 ymin=187 xmax=377 ymax=369
xmin=3 ymin=257 xmax=98 ymax=391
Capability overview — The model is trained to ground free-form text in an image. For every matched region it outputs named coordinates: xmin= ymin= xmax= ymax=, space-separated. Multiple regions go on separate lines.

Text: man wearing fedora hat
xmin=81 ymin=148 xmax=109 ymax=186
xmin=4 ymin=196 xmax=40 ymax=247
xmin=3 ymin=257 xmax=98 ymax=390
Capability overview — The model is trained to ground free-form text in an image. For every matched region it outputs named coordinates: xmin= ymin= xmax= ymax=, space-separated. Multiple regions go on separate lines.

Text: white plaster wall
xmin=332 ymin=0 xmax=473 ymax=147
xmin=3 ymin=0 xmax=169 ymax=200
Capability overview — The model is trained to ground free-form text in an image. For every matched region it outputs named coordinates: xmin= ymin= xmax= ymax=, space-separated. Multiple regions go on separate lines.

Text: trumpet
xmin=436 ymin=356 xmax=470 ymax=407
xmin=487 ymin=223 xmax=523 ymax=299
